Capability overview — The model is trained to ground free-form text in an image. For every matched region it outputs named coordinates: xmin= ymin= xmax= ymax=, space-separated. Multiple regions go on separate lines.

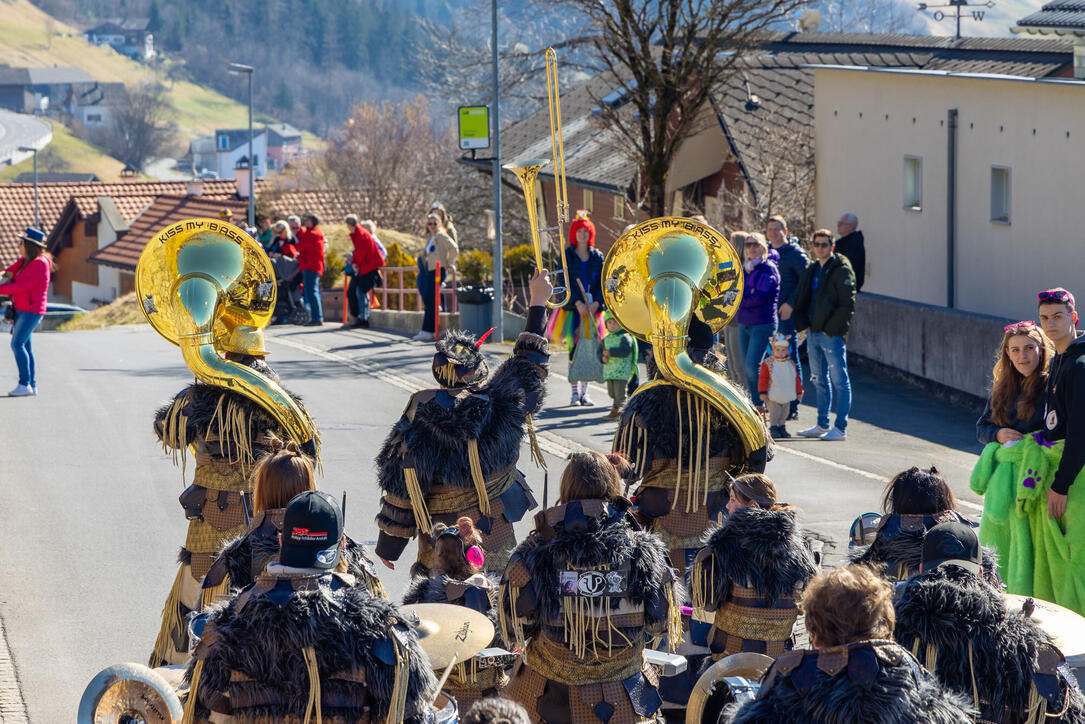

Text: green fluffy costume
xmin=970 ymin=432 xmax=1085 ymax=614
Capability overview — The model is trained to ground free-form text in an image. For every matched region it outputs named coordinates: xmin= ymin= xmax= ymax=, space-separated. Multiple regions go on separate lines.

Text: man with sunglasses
xmin=792 ymin=228 xmax=857 ymax=441
xmin=1038 ymin=287 xmax=1085 ymax=519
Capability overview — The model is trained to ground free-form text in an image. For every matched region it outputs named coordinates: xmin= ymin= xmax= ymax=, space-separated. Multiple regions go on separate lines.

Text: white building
xmin=214 ymin=128 xmax=268 ymax=180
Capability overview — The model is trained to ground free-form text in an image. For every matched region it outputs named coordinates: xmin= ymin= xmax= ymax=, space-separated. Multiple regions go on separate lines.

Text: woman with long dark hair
xmin=500 ymin=451 xmax=681 ymax=723
xmin=0 ymin=228 xmax=52 ymax=396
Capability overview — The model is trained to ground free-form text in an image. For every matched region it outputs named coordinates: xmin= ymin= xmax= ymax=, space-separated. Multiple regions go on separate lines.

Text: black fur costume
xmin=614 ymin=348 xmax=767 ymax=575
xmin=184 ymin=569 xmax=437 ymax=723
xmin=499 ymin=498 xmax=682 ymax=723
xmin=150 ymin=359 xmax=311 ymax=666
xmin=723 ymin=640 xmax=975 ymax=723
xmin=375 ymin=327 xmax=548 ymax=576
xmin=204 ymin=508 xmax=385 ymax=597
xmin=692 ymin=506 xmax=818 ymax=659
xmin=403 ymin=571 xmax=507 ymax=709
xmin=894 ymin=564 xmax=1085 ymax=724
xmin=851 ymin=510 xmax=980 ymax=582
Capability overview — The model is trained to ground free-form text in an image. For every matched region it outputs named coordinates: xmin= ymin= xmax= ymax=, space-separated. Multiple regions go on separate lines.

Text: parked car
xmin=0 ymin=301 xmax=88 ymax=332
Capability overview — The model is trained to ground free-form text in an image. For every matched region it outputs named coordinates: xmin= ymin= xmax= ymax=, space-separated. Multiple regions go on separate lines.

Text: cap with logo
xmin=921 ymin=521 xmax=981 ymax=576
xmin=281 ymin=490 xmax=343 ymax=569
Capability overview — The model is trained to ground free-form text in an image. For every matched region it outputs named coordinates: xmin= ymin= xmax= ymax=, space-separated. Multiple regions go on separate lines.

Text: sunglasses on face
xmin=744 ymin=241 xmax=763 ymax=247
xmin=811 ymin=240 xmax=831 ymax=248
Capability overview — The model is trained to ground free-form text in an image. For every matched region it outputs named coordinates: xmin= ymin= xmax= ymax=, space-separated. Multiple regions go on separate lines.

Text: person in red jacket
xmin=0 ymin=227 xmax=52 ymax=396
xmin=295 ymin=214 xmax=326 ymax=326
xmin=344 ymin=214 xmax=385 ymax=329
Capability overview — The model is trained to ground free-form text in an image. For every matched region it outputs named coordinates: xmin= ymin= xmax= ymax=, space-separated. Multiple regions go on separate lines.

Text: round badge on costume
xmin=1047 ymin=409 xmax=1058 ymax=430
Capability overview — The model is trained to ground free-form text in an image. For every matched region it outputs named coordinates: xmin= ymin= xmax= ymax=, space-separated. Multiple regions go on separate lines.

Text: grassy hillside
xmin=0 ymin=0 xmax=323 ymax=149
xmin=0 ymin=120 xmax=125 ymax=181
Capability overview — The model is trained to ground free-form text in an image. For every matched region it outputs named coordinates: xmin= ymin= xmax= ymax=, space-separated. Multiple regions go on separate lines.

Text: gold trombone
xmin=504 ymin=47 xmax=572 ymax=309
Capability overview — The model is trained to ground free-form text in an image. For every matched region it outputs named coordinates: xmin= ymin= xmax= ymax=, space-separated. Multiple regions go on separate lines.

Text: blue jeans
xmin=417 ymin=267 xmax=446 ymax=334
xmin=301 ymin=270 xmax=323 ymax=323
xmin=738 ymin=322 xmax=776 ymax=404
xmin=11 ymin=312 xmax=43 ymax=387
xmin=778 ymin=317 xmax=802 ymax=415
xmin=808 ymin=330 xmax=851 ymax=431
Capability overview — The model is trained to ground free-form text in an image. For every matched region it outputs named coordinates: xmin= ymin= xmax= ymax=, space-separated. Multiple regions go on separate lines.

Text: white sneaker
xmin=580 ymin=394 xmax=595 ymax=406
xmin=821 ymin=427 xmax=847 ymax=441
xmin=412 ymin=331 xmax=435 ymax=342
xmin=798 ymin=425 xmax=829 ymax=438
xmin=571 ymin=392 xmax=581 ymax=406
xmin=9 ymin=384 xmax=34 ymax=397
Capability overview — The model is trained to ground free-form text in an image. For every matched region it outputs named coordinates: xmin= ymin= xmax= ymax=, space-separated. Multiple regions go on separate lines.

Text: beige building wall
xmin=815 ymin=67 xmax=1085 ymax=321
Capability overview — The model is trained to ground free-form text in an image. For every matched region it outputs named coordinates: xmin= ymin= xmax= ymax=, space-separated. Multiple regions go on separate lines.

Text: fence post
xmin=342 ymin=273 xmax=349 ymax=324
xmin=434 ymin=261 xmax=441 ymax=337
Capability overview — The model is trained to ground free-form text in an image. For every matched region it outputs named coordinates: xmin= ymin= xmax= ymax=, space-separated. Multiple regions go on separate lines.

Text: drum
xmin=434 ymin=692 xmax=459 ymax=723
xmin=77 ymin=663 xmax=184 ymax=724
xmin=686 ymin=653 xmax=773 ymax=724
xmin=1003 ymin=594 xmax=1085 ymax=668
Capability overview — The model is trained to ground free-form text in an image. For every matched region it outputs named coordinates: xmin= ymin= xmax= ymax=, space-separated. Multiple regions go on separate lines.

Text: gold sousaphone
xmin=603 ymin=217 xmax=767 ymax=459
xmin=135 ymin=217 xmax=318 ymax=455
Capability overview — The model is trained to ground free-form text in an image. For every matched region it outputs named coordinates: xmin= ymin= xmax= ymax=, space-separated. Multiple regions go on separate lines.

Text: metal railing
xmin=373 ymin=266 xmax=458 ymax=314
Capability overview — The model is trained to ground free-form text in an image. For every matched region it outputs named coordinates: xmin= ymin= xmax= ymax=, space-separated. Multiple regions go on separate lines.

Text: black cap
xmin=280 ymin=491 xmax=343 ymax=569
xmin=921 ymin=521 xmax=981 ymax=576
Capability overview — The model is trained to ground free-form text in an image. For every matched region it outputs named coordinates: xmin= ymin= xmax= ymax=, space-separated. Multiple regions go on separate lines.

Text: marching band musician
xmin=375 ymin=270 xmax=553 ymax=576
xmin=201 ymin=440 xmax=384 ymax=597
xmin=403 ymin=516 xmax=507 ymax=709
xmin=690 ymin=473 xmax=818 ymax=662
xmin=149 ymin=326 xmax=314 ymax=666
xmin=499 ymin=451 xmax=683 ymax=723
xmin=182 ymin=491 xmax=437 ymax=723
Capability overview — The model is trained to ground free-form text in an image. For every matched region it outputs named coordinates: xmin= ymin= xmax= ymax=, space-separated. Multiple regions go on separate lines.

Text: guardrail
xmin=374 ymin=266 xmax=459 ymax=314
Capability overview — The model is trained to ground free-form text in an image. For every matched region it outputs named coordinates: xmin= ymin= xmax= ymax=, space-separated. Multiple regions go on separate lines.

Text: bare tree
xmin=559 ymin=0 xmax=807 ymax=218
xmin=816 ymin=0 xmax=926 ymax=34
xmin=92 ymin=83 xmax=175 ymax=171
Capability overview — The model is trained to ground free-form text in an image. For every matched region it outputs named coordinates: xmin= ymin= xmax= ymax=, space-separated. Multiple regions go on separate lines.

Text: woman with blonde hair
xmin=414 ymin=212 xmax=458 ymax=341
xmin=500 ymin=451 xmax=681 ymax=723
xmin=202 ymin=439 xmax=384 ymax=597
xmin=691 ymin=473 xmax=817 ymax=661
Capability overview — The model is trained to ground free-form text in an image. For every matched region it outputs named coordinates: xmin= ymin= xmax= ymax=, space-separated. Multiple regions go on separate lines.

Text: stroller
xmin=270 ymin=256 xmax=308 ymax=325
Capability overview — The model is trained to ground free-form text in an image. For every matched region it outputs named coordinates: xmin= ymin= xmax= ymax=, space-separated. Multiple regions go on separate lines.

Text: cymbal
xmin=1003 ymin=593 xmax=1085 ymax=666
xmin=400 ymin=602 xmax=495 ymax=670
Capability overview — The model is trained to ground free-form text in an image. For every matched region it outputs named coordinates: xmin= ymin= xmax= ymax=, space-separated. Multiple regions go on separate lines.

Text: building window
xmin=991 ymin=166 xmax=1011 ymax=224
xmin=582 ymin=188 xmax=593 ymax=213
xmin=613 ymin=194 xmax=626 ymax=220
xmin=219 ymin=136 xmax=228 ymax=150
xmin=86 ymin=113 xmax=102 ymax=123
xmin=902 ymin=156 xmax=922 ymax=210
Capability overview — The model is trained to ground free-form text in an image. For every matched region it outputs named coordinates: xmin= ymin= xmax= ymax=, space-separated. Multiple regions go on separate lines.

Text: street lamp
xmin=17 ymin=146 xmax=38 ymax=228
xmin=227 ymin=62 xmax=255 ymax=228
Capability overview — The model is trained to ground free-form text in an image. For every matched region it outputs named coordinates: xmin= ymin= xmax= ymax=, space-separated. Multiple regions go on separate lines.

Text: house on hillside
xmin=84 ymin=19 xmax=155 ymax=62
xmin=466 ymin=32 xmax=1074 ymax=254
xmin=214 ymin=128 xmax=268 ymax=180
xmin=0 ymin=65 xmax=93 ymax=114
xmin=70 ymin=82 xmax=128 ymax=129
xmin=266 ymin=123 xmax=303 ymax=171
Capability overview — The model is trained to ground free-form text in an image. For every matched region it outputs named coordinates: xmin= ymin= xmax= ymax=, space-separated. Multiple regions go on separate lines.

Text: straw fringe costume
xmin=403 ymin=571 xmax=506 ymax=710
xmin=894 ymin=564 xmax=1085 ymax=724
xmin=723 ymin=640 xmax=975 ymax=723
xmin=613 ymin=352 xmax=760 ymax=576
xmin=375 ymin=314 xmax=549 ymax=577
xmin=182 ymin=568 xmax=437 ymax=724
xmin=150 ymin=360 xmax=309 ymax=666
xmin=850 ymin=510 xmax=977 ymax=582
xmin=499 ymin=498 xmax=682 ymax=724
xmin=203 ymin=508 xmax=385 ymax=598
xmin=691 ymin=507 xmax=817 ymax=660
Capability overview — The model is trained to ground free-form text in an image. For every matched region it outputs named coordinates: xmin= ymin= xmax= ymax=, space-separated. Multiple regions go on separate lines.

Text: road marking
xmin=0 ymin=611 xmax=29 ymax=724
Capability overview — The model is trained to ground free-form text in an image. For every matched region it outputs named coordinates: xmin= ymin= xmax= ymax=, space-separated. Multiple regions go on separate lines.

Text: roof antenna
xmin=743 ymin=74 xmax=761 ymax=111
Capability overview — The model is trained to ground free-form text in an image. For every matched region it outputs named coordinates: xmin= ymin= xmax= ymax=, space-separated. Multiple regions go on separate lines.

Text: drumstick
xmin=433 ymin=652 xmax=458 ymax=701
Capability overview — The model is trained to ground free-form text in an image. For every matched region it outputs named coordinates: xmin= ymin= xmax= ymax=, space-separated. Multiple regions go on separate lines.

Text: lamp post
xmin=491 ymin=0 xmax=503 ymax=341
xmin=227 ymin=63 xmax=255 ymax=228
xmin=17 ymin=146 xmax=38 ymax=227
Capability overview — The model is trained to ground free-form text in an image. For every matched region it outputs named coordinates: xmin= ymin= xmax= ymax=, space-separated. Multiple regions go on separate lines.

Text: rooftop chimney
xmin=235 ymin=165 xmax=251 ymax=200
xmin=186 ymin=179 xmax=203 ymax=196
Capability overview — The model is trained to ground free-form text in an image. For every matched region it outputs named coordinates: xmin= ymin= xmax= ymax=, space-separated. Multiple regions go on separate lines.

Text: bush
xmin=503 ymin=244 xmax=536 ymax=281
xmin=383 ymin=241 xmax=419 ymax=311
xmin=320 ymin=223 xmax=354 ymax=290
xmin=458 ymin=249 xmax=493 ymax=286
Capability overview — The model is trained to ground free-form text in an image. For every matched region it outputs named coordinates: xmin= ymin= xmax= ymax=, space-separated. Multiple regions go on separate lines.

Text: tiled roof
xmin=0 ymin=179 xmax=241 ymax=267
xmin=1018 ymin=1 xmax=1085 ymax=30
xmin=481 ymin=32 xmax=1073 ymax=204
xmin=89 ymin=195 xmax=250 ymax=270
xmin=13 ymin=172 xmax=99 ymax=183
xmin=0 ymin=66 xmax=93 ymax=86
xmin=259 ymin=187 xmax=374 ymax=223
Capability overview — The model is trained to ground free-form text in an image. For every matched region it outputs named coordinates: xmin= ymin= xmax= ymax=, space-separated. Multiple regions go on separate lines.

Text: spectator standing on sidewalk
xmin=599 ymin=310 xmax=637 ymax=419
xmin=765 ymin=215 xmax=808 ymax=420
xmin=0 ymin=228 xmax=51 ymax=397
xmin=360 ymin=219 xmax=387 ymax=260
xmin=735 ymin=232 xmax=779 ymax=407
xmin=759 ymin=333 xmax=803 ymax=439
xmin=255 ymin=216 xmax=273 ymax=251
xmin=1039 ymin=287 xmax=1085 ymax=520
xmin=793 ymin=228 xmax=856 ymax=441
xmin=835 ymin=212 xmax=866 ymax=292
xmin=344 ymin=214 xmax=384 ymax=329
xmin=429 ymin=201 xmax=459 ymax=247
xmin=413 ymin=213 xmax=458 ymax=342
xmin=296 ymin=214 xmax=326 ymax=326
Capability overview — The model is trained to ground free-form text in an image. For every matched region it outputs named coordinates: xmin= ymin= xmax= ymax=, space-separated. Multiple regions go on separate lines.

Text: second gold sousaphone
xmin=602 ymin=217 xmax=766 ymax=458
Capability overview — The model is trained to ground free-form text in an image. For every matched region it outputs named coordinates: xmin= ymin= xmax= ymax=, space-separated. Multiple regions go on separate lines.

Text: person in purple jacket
xmin=736 ymin=232 xmax=780 ymax=407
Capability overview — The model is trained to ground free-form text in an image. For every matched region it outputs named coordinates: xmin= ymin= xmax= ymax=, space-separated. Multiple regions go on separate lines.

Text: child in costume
xmin=598 ymin=310 xmax=638 ymax=419
xmin=758 ymin=333 xmax=802 ymax=438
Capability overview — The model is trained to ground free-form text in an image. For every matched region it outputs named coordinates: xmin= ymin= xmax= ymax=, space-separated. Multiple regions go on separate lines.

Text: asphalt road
xmin=0 ymin=322 xmax=986 ymax=722
xmin=0 ymin=110 xmax=52 ymax=167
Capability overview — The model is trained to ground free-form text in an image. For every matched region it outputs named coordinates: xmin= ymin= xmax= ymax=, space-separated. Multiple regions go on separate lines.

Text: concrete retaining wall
xmin=848 ymin=292 xmax=1012 ymax=399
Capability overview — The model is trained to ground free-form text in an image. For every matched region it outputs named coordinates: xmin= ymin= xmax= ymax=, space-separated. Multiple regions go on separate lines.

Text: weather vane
xmin=917 ymin=0 xmax=995 ymax=39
